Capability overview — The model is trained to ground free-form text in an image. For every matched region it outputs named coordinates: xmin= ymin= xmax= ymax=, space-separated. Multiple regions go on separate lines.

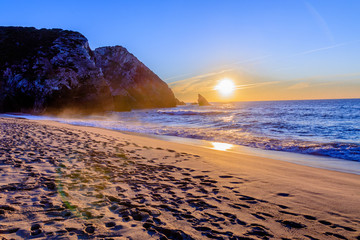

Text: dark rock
xmin=0 ymin=26 xmax=177 ymax=114
xmin=0 ymin=27 xmax=112 ymax=114
xmin=197 ymin=94 xmax=211 ymax=106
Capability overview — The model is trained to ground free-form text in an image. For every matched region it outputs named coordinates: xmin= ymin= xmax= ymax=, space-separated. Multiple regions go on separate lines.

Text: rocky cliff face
xmin=0 ymin=27 xmax=176 ymax=113
xmin=94 ymin=46 xmax=176 ymax=111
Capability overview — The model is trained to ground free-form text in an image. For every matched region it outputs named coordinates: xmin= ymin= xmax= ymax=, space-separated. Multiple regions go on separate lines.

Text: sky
xmin=1 ymin=0 xmax=360 ymax=102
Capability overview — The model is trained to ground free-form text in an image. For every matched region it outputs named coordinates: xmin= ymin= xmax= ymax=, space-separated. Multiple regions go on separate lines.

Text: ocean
xmin=7 ymin=99 xmax=360 ymax=163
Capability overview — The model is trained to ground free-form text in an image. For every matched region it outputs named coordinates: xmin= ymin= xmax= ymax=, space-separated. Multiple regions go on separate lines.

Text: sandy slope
xmin=0 ymin=117 xmax=359 ymax=239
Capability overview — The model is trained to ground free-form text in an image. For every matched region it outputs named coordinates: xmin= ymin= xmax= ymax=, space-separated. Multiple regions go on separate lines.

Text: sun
xmin=214 ymin=78 xmax=235 ymax=96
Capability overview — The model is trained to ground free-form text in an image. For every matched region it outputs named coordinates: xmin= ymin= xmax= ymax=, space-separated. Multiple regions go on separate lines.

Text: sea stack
xmin=198 ymin=94 xmax=211 ymax=106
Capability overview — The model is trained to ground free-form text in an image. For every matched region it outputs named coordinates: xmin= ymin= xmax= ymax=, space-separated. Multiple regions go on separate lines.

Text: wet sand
xmin=0 ymin=117 xmax=359 ymax=239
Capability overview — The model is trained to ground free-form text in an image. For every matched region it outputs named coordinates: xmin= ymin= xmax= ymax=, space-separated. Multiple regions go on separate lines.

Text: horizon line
xmin=179 ymin=97 xmax=360 ymax=104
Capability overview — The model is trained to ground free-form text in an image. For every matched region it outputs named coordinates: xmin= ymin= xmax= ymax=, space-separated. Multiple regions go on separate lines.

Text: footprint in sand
xmin=277 ymin=220 xmax=307 ymax=229
xmin=219 ymin=175 xmax=233 ymax=178
xmin=277 ymin=192 xmax=291 ymax=197
xmin=324 ymin=232 xmax=348 ymax=239
xmin=303 ymin=214 xmax=317 ymax=220
xmin=279 ymin=210 xmax=299 ymax=216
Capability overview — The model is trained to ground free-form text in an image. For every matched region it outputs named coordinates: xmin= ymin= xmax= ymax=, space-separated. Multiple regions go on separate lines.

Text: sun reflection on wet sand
xmin=210 ymin=142 xmax=234 ymax=151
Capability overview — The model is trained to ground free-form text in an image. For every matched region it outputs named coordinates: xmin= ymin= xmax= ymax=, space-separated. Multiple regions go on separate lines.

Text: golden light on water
xmin=214 ymin=78 xmax=235 ymax=97
xmin=210 ymin=142 xmax=233 ymax=151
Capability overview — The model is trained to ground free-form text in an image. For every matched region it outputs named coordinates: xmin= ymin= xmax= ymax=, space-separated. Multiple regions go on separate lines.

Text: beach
xmin=0 ymin=117 xmax=359 ymax=239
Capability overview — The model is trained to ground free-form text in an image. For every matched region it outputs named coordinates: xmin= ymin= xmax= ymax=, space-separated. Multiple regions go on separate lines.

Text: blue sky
xmin=1 ymin=0 xmax=360 ymax=100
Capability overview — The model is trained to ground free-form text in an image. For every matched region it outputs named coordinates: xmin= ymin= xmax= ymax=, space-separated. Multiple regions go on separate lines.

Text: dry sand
xmin=0 ymin=117 xmax=359 ymax=239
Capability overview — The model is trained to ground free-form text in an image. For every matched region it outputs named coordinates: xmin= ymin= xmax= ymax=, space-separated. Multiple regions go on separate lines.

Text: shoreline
xmin=125 ymin=132 xmax=360 ymax=176
xmin=2 ymin=113 xmax=360 ymax=175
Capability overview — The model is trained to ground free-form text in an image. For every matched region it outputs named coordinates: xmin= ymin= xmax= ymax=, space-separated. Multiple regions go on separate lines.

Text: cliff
xmin=94 ymin=46 xmax=176 ymax=111
xmin=0 ymin=27 xmax=177 ymax=114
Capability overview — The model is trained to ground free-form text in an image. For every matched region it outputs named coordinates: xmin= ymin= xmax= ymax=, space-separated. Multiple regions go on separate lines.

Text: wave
xmin=155 ymin=128 xmax=360 ymax=162
xmin=6 ymin=99 xmax=360 ymax=163
xmin=156 ymin=110 xmax=227 ymax=116
xmin=56 ymin=118 xmax=360 ymax=162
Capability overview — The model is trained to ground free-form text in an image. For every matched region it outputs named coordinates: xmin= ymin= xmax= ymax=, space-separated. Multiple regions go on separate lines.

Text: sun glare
xmin=210 ymin=142 xmax=233 ymax=151
xmin=214 ymin=78 xmax=235 ymax=96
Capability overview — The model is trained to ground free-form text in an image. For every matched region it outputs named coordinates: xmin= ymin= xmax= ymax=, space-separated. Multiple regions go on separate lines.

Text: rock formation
xmin=197 ymin=94 xmax=211 ymax=106
xmin=175 ymin=98 xmax=186 ymax=105
xmin=0 ymin=27 xmax=177 ymax=114
xmin=94 ymin=46 xmax=176 ymax=111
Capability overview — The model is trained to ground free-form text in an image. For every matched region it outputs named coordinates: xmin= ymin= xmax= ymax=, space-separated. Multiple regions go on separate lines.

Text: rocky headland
xmin=0 ymin=27 xmax=177 ymax=114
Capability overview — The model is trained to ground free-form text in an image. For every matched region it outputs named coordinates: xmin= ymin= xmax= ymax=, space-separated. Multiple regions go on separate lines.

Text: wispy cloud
xmin=305 ymin=2 xmax=334 ymax=44
xmin=232 ymin=81 xmax=280 ymax=90
xmin=288 ymin=82 xmax=310 ymax=90
xmin=170 ymin=73 xmax=280 ymax=95
xmin=286 ymin=72 xmax=360 ymax=90
xmin=287 ymin=76 xmax=360 ymax=91
xmin=164 ymin=72 xmax=200 ymax=81
xmin=172 ymin=69 xmax=233 ymax=83
xmin=165 ymin=69 xmax=233 ymax=82
xmin=170 ymin=41 xmax=355 ymax=83
xmin=293 ymin=42 xmax=349 ymax=56
xmin=289 ymin=72 xmax=360 ymax=82
xmin=165 ymin=55 xmax=270 ymax=82
xmin=225 ymin=55 xmax=271 ymax=68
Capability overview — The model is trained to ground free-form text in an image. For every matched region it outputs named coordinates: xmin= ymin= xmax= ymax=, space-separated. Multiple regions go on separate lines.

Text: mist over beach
xmin=1 ymin=1 xmax=360 ymax=239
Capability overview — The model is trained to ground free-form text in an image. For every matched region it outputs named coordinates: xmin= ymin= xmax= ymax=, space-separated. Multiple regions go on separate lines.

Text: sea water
xmin=7 ymin=99 xmax=360 ymax=162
